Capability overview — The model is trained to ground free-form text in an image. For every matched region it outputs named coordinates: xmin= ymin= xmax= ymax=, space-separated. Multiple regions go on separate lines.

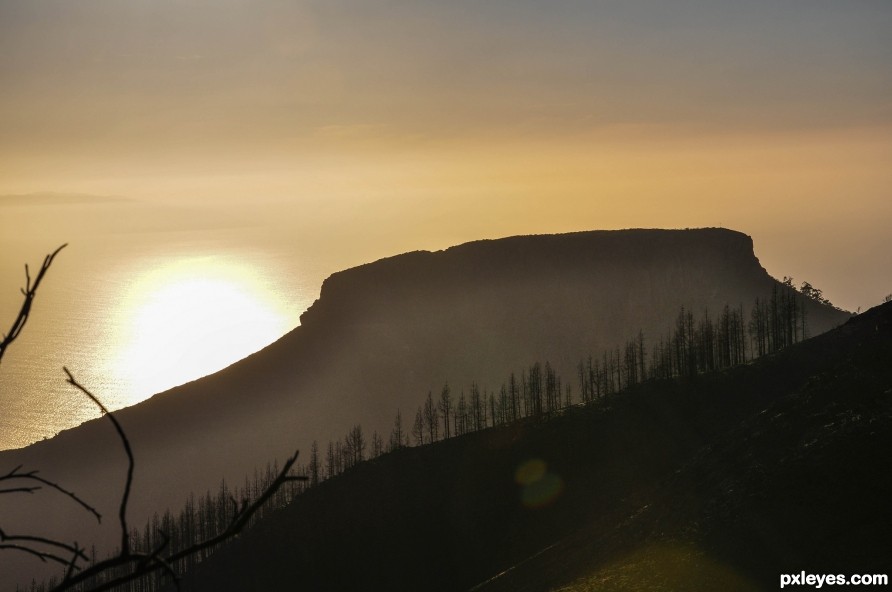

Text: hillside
xmin=0 ymin=228 xmax=850 ymax=588
xmin=179 ymin=301 xmax=892 ymax=592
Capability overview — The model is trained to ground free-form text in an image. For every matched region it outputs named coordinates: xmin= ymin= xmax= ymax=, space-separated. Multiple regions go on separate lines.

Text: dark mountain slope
xmin=479 ymin=302 xmax=892 ymax=592
xmin=0 ymin=228 xmax=849 ymax=589
xmin=179 ymin=305 xmax=890 ymax=592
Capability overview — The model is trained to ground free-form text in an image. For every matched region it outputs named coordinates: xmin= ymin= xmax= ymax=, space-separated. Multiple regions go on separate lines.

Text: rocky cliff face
xmin=295 ymin=228 xmax=840 ymax=400
xmin=0 ymin=228 xmax=849 ymax=589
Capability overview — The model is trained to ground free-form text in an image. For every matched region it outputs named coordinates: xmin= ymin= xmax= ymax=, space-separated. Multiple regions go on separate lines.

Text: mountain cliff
xmin=0 ymin=228 xmax=849 ymax=589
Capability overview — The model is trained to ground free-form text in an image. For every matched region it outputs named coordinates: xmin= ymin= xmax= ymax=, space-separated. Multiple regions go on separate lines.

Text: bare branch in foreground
xmin=0 ymin=528 xmax=89 ymax=567
xmin=0 ymin=465 xmax=102 ymax=523
xmin=0 ymin=244 xmax=66 ymax=366
xmin=0 ymin=543 xmax=75 ymax=566
xmin=63 ymin=368 xmax=134 ymax=557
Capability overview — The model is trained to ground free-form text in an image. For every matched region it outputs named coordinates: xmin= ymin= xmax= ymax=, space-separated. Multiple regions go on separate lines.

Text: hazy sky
xmin=2 ymin=0 xmax=890 ymax=310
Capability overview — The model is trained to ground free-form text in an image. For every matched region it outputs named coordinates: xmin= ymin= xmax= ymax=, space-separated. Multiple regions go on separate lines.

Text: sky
xmin=1 ymin=0 xmax=891 ymax=311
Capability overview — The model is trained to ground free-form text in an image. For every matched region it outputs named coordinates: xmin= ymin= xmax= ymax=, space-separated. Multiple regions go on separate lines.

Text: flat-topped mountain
xmin=0 ymin=228 xmax=849 ymax=589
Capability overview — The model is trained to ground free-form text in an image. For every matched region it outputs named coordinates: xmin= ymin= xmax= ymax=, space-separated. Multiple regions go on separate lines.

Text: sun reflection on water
xmin=110 ymin=255 xmax=292 ymax=404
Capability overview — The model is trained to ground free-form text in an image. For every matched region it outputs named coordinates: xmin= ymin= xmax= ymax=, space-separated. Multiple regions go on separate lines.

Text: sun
xmin=111 ymin=255 xmax=291 ymax=403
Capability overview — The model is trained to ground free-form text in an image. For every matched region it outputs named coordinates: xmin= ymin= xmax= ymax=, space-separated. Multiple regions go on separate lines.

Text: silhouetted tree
xmin=309 ymin=440 xmax=320 ymax=487
xmin=346 ymin=424 xmax=366 ymax=466
xmin=370 ymin=431 xmax=384 ymax=459
xmin=577 ymin=360 xmax=589 ymax=404
xmin=423 ymin=391 xmax=439 ymax=443
xmin=637 ymin=330 xmax=646 ymax=383
xmin=455 ymin=390 xmax=468 ymax=436
xmin=412 ymin=407 xmax=425 ymax=445
xmin=544 ymin=362 xmax=559 ymax=414
xmin=389 ymin=409 xmax=405 ymax=452
xmin=437 ymin=383 xmax=452 ymax=439
xmin=622 ymin=341 xmax=638 ymax=388
xmin=526 ymin=363 xmax=543 ymax=417
xmin=799 ymin=280 xmax=831 ymax=306
xmin=496 ymin=384 xmax=509 ymax=426
xmin=508 ymin=372 xmax=520 ymax=421
xmin=325 ymin=440 xmax=337 ymax=479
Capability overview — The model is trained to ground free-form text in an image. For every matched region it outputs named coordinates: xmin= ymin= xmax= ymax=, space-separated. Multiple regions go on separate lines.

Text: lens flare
xmin=515 ymin=459 xmax=547 ymax=485
xmin=516 ymin=458 xmax=564 ymax=508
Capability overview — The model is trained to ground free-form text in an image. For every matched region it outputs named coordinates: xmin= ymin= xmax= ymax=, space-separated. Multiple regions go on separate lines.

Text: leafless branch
xmin=0 ymin=528 xmax=89 ymax=566
xmin=0 ymin=244 xmax=66 ymax=366
xmin=63 ymin=543 xmax=83 ymax=582
xmin=0 ymin=544 xmax=74 ymax=566
xmin=0 ymin=466 xmax=102 ymax=523
xmin=63 ymin=368 xmax=134 ymax=556
xmin=0 ymin=486 xmax=40 ymax=494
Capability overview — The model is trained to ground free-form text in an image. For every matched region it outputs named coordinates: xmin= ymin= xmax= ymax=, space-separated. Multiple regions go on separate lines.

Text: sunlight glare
xmin=112 ymin=256 xmax=291 ymax=404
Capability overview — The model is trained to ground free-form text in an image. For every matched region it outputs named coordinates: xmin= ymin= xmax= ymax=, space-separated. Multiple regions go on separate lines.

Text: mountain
xmin=180 ymin=301 xmax=892 ymax=591
xmin=0 ymin=228 xmax=849 ymax=589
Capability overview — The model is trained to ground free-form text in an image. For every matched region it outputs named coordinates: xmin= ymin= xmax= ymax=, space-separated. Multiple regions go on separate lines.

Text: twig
xmin=0 ymin=544 xmax=73 ymax=566
xmin=0 ymin=486 xmax=40 ymax=494
xmin=63 ymin=368 xmax=134 ymax=555
xmin=0 ymin=528 xmax=89 ymax=566
xmin=0 ymin=244 xmax=66 ymax=366
xmin=64 ymin=542 xmax=83 ymax=581
xmin=0 ymin=466 xmax=102 ymax=523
